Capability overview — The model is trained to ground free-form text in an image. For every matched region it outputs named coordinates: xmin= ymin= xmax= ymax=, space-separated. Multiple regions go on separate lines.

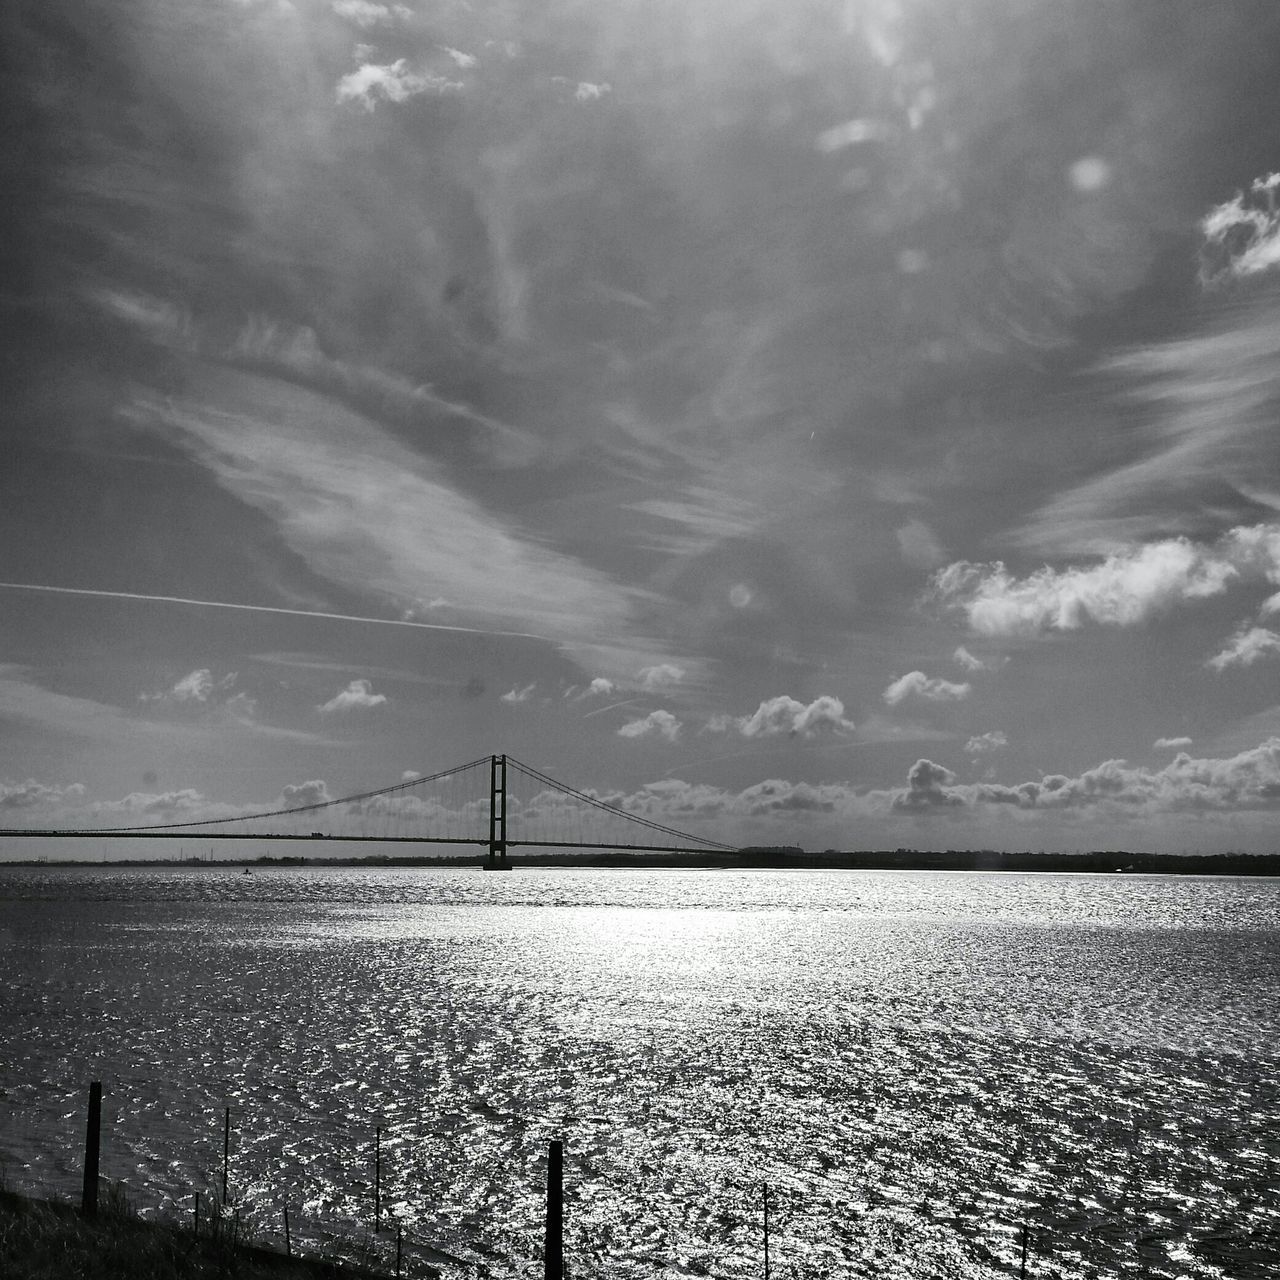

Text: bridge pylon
xmin=486 ymin=753 xmax=510 ymax=870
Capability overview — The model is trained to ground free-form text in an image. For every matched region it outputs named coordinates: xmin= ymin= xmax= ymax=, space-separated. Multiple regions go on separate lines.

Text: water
xmin=1 ymin=866 xmax=1277 ymax=1279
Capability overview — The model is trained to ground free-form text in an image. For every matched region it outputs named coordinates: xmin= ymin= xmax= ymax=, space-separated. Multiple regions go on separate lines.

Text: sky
xmin=4 ymin=0 xmax=1280 ymax=855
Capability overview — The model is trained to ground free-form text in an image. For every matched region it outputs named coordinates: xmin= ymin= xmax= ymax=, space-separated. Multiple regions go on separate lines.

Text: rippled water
xmin=1 ymin=866 xmax=1277 ymax=1279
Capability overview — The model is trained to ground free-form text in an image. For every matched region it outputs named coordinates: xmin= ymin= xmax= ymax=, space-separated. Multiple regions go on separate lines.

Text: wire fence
xmin=0 ymin=1071 xmax=524 ymax=1278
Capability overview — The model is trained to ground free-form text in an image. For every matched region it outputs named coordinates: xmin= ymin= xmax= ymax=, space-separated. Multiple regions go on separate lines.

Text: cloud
xmin=1154 ymin=737 xmax=1192 ymax=751
xmin=880 ymin=740 xmax=1280 ymax=816
xmin=500 ymin=682 xmax=537 ymax=704
xmin=882 ymin=672 xmax=971 ymax=706
xmin=144 ymin=669 xmax=237 ymax=704
xmin=965 ymin=731 xmax=1007 ymax=755
xmin=895 ymin=519 xmax=946 ymax=569
xmin=1 ymin=779 xmax=86 ymax=811
xmin=618 ymin=709 xmax=681 ymax=742
xmin=1207 ymin=626 xmax=1280 ymax=672
xmin=331 ymin=0 xmax=409 ymax=28
xmin=933 ymin=526 xmax=1280 ymax=637
xmin=953 ymin=646 xmax=1002 ymax=673
xmin=891 ymin=759 xmax=966 ymax=810
xmin=126 ymin=384 xmax=687 ymax=682
xmin=1200 ymin=172 xmax=1280 ymax=285
xmin=318 ymin=678 xmax=388 ymax=714
xmin=710 ymin=694 xmax=855 ymax=739
xmin=401 ymin=769 xmax=421 ymax=780
xmin=585 ymin=678 xmax=615 ymax=697
xmin=335 ymin=60 xmax=463 ymax=110
xmin=279 ymin=780 xmax=333 ymax=807
xmin=638 ymin=664 xmax=685 ymax=691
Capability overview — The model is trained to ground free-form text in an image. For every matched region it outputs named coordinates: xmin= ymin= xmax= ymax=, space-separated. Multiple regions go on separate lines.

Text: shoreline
xmin=3 ymin=850 xmax=1278 ymax=875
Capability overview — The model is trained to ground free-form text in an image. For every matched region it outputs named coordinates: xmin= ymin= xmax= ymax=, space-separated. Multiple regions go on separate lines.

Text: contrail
xmin=0 ymin=581 xmax=548 ymax=641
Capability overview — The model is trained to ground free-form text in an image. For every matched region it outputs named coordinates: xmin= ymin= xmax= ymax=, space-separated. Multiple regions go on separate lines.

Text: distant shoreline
xmin=3 ymin=849 xmax=1278 ymax=875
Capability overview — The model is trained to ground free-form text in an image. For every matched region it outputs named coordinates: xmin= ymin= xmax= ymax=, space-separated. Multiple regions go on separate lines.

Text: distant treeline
xmin=7 ymin=849 xmax=1280 ymax=875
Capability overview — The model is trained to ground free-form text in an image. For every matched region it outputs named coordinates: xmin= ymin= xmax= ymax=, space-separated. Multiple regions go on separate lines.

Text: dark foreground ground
xmin=0 ymin=1192 xmax=396 ymax=1280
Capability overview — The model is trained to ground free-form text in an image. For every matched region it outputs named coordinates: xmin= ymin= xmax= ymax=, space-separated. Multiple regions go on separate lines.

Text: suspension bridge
xmin=0 ymin=755 xmax=737 ymax=867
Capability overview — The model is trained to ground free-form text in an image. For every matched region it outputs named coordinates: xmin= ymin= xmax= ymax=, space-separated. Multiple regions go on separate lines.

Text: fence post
xmin=375 ymin=1124 xmax=382 ymax=1230
xmin=545 ymin=1139 xmax=563 ymax=1280
xmin=283 ymin=1204 xmax=291 ymax=1257
xmin=222 ymin=1106 xmax=231 ymax=1206
xmin=194 ymin=1191 xmax=200 ymax=1237
xmin=763 ymin=1182 xmax=770 ymax=1280
xmin=1020 ymin=1220 xmax=1029 ymax=1279
xmin=81 ymin=1082 xmax=102 ymax=1218
xmin=396 ymin=1222 xmax=403 ymax=1277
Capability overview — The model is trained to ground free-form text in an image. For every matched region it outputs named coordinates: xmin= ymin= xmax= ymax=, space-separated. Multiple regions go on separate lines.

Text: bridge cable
xmin=506 ymin=756 xmax=737 ymax=850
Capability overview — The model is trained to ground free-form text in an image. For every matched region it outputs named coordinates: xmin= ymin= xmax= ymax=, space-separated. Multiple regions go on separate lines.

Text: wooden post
xmin=375 ymin=1125 xmax=382 ymax=1230
xmin=396 ymin=1222 xmax=403 ymax=1277
xmin=222 ymin=1106 xmax=231 ymax=1206
xmin=1019 ymin=1220 xmax=1029 ymax=1279
xmin=545 ymin=1139 xmax=563 ymax=1280
xmin=763 ymin=1183 xmax=770 ymax=1280
xmin=193 ymin=1191 xmax=200 ymax=1237
xmin=283 ymin=1205 xmax=291 ymax=1257
xmin=81 ymin=1082 xmax=102 ymax=1218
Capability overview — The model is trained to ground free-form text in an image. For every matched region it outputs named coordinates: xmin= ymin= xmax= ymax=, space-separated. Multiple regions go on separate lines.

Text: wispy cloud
xmin=1154 ymin=736 xmax=1192 ymax=751
xmin=143 ymin=669 xmax=237 ymax=705
xmin=318 ymin=678 xmax=388 ymax=714
xmin=882 ymin=672 xmax=970 ymax=706
xmin=331 ymin=0 xmax=410 ymax=29
xmin=500 ymin=682 xmax=537 ymax=704
xmin=335 ymin=59 xmax=464 ymax=110
xmin=124 ymin=383 xmax=684 ymax=680
xmin=1207 ymin=626 xmax=1280 ymax=672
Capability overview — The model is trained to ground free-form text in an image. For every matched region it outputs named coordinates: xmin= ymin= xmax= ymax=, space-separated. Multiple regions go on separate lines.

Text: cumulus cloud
xmin=880 ymin=740 xmax=1280 ymax=816
xmin=500 ymin=682 xmax=537 ymax=703
xmin=144 ymin=669 xmax=237 ymax=704
xmin=933 ymin=525 xmax=1280 ymax=637
xmin=883 ymin=672 xmax=971 ymax=706
xmin=1207 ymin=626 xmax=1280 ymax=671
xmin=618 ymin=709 xmax=681 ymax=742
xmin=0 ymin=779 xmax=86 ymax=810
xmin=953 ymin=646 xmax=1003 ymax=673
xmin=279 ymin=780 xmax=334 ymax=807
xmin=331 ymin=0 xmax=409 ymax=27
xmin=585 ymin=677 xmax=615 ymax=696
xmin=638 ymin=664 xmax=685 ymax=691
xmin=1200 ymin=172 xmax=1280 ymax=285
xmin=335 ymin=60 xmax=463 ymax=110
xmin=710 ymin=694 xmax=855 ymax=739
xmin=319 ymin=678 xmax=388 ymax=714
xmin=965 ymin=731 xmax=1007 ymax=755
xmin=1154 ymin=737 xmax=1192 ymax=751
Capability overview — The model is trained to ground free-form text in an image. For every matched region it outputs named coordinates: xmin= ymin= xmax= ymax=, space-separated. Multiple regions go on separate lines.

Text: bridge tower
xmin=486 ymin=753 xmax=510 ymax=870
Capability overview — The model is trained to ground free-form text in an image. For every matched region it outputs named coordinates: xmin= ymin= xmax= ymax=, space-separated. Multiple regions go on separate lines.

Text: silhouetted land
xmin=6 ymin=850 xmax=1279 ymax=875
xmin=0 ymin=1190 xmax=391 ymax=1280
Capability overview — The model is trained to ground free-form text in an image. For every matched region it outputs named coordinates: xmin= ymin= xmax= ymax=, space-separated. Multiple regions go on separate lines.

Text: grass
xmin=0 ymin=1187 xmax=396 ymax=1280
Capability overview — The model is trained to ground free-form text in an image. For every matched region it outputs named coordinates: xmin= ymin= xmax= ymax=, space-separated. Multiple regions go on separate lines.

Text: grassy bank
xmin=0 ymin=1190 xmax=395 ymax=1280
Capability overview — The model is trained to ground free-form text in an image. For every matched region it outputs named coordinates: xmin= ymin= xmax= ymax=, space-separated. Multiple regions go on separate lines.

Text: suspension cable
xmin=506 ymin=756 xmax=736 ymax=850
xmin=67 ymin=755 xmax=494 ymax=834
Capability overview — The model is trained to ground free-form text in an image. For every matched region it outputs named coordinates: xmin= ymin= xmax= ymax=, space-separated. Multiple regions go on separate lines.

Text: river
xmin=0 ymin=865 xmax=1276 ymax=1279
